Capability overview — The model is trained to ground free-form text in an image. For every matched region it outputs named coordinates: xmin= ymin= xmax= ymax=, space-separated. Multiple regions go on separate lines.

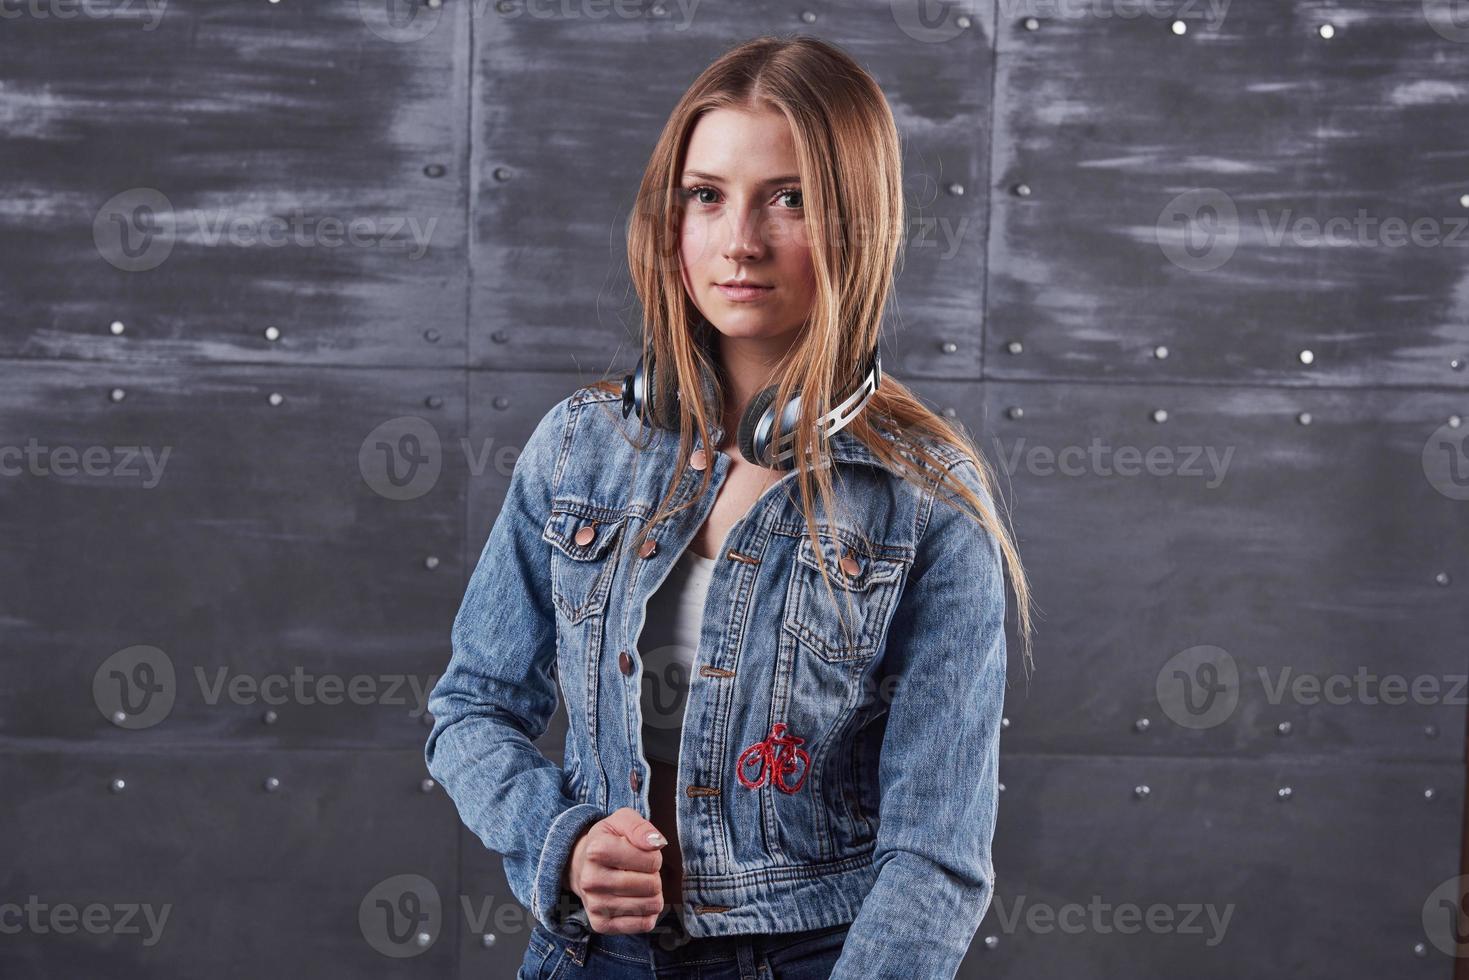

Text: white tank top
xmin=639 ymin=548 xmax=717 ymax=766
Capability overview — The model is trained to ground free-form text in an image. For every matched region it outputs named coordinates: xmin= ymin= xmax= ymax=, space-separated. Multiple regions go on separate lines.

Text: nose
xmin=720 ymin=201 xmax=767 ymax=264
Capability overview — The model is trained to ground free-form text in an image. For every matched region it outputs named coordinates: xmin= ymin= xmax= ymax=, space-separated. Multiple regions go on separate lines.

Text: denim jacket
xmin=424 ymin=384 xmax=1007 ymax=979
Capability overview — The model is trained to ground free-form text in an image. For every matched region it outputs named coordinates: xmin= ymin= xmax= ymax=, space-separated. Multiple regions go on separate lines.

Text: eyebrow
xmin=681 ymin=170 xmax=802 ymax=185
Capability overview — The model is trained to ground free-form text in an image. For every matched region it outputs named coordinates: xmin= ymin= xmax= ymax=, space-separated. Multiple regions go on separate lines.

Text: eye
xmin=774 ymin=187 xmax=803 ymax=210
xmin=684 ymin=185 xmax=720 ymax=206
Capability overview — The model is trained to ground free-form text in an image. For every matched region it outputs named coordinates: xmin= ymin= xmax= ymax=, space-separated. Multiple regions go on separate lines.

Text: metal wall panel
xmin=0 ymin=362 xmax=466 ymax=747
xmin=987 ymin=1 xmax=1469 ymax=387
xmin=0 ymin=748 xmax=459 ymax=979
xmin=0 ymin=0 xmax=469 ymax=366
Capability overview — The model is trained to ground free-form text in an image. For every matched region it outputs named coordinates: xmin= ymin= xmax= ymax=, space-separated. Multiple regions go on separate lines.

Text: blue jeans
xmin=517 ymin=909 xmax=851 ymax=979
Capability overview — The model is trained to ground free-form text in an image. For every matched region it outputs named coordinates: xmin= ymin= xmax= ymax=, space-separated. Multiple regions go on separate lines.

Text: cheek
xmin=680 ymin=214 xmax=713 ymax=274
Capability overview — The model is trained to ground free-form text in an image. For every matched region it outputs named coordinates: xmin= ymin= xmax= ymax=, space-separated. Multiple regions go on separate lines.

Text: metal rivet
xmin=1278 ymin=786 xmax=1293 ymax=801
xmin=1298 ymin=349 xmax=1314 ymax=365
xmin=424 ymin=163 xmax=446 ymax=179
xmin=262 ymin=709 xmax=278 ymax=725
xmin=983 ymin=935 xmax=999 ymax=950
xmin=110 ymin=777 xmax=126 ymax=794
xmin=1318 ymin=23 xmax=1335 ymax=39
xmin=1459 ymin=194 xmax=1469 ymax=210
xmin=264 ymin=325 xmax=280 ymax=341
xmin=1297 ymin=411 xmax=1312 ymax=426
xmin=942 ymin=407 xmax=957 ymax=418
xmin=109 ymin=387 xmax=126 ymax=403
xmin=424 ymin=328 xmax=441 ymax=343
xmin=1435 ymin=571 xmax=1451 ymax=587
xmin=1006 ymin=406 xmax=1023 ymax=420
xmin=110 ymin=320 xmax=126 ymax=335
xmin=481 ymin=933 xmax=497 ymax=948
xmin=839 ymin=553 xmax=861 ymax=577
xmin=425 ymin=395 xmax=443 ymax=409
xmin=1000 ymin=716 xmax=1010 ymax=729
xmin=956 ymin=14 xmax=971 ymax=28
xmin=492 ymin=395 xmax=509 ymax=410
xmin=947 ymin=183 xmax=965 ymax=197
xmin=574 ymin=525 xmax=597 ymax=546
xmin=1133 ymin=718 xmax=1150 ymax=732
xmin=619 ymin=650 xmax=634 ymax=676
xmin=1151 ymin=408 xmax=1168 ymax=424
xmin=420 ymin=778 xmax=436 ymax=793
xmin=264 ymin=777 xmax=280 ymax=793
xmin=940 ymin=341 xmax=958 ymax=354
xmin=425 ymin=555 xmax=440 ymax=570
xmin=427 ymin=0 xmax=442 ymax=8
xmin=1277 ymin=721 xmax=1292 ymax=735
xmin=1449 ymin=415 xmax=1462 ymax=428
xmin=1426 ymin=723 xmax=1440 ymax=738
xmin=1134 ymin=785 xmax=1150 ymax=800
xmin=1021 ymin=16 xmax=1039 ymax=30
xmin=1006 ymin=340 xmax=1023 ymax=355
xmin=1171 ymin=19 xmax=1187 ymax=35
xmin=997 ymin=782 xmax=1005 ymax=792
xmin=690 ymin=449 xmax=708 ymax=471
xmin=493 ymin=167 xmax=511 ymax=181
xmin=1013 ymin=182 xmax=1031 ymax=198
xmin=491 ymin=330 xmax=509 ymax=344
xmin=1424 ymin=787 xmax=1436 ymax=801
xmin=1153 ymin=344 xmax=1169 ymax=359
xmin=650 ymin=3 xmax=666 ymax=16
xmin=268 ymin=392 xmax=284 ymax=406
xmin=415 ymin=932 xmax=431 ymax=948
xmin=1415 ymin=942 xmax=1429 ymax=958
xmin=800 ymin=10 xmax=815 ymax=23
xmin=638 ymin=539 xmax=658 ymax=559
xmin=111 ymin=710 xmax=126 ymax=724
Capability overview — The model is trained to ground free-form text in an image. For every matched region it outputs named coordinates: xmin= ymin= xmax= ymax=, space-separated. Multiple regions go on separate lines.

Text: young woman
xmin=426 ymin=35 xmax=1033 ymax=980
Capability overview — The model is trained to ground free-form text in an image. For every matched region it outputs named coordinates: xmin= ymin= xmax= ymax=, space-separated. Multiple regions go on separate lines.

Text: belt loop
xmin=736 ymin=939 xmax=758 ymax=980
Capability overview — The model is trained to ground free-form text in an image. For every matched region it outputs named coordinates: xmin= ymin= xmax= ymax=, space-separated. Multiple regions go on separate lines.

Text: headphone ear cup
xmin=738 ymin=385 xmax=781 ymax=468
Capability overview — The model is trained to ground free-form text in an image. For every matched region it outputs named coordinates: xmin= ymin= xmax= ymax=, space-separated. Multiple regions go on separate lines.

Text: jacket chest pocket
xmin=542 ymin=503 xmax=625 ymax=625
xmin=780 ymin=531 xmax=909 ymax=665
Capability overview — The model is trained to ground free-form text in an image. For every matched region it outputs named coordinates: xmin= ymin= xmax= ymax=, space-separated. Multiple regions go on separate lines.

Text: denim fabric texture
xmin=425 ymin=386 xmax=1007 ymax=979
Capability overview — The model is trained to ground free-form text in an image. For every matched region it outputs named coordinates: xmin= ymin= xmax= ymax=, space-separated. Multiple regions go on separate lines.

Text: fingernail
xmin=647 ymin=832 xmax=668 ymax=847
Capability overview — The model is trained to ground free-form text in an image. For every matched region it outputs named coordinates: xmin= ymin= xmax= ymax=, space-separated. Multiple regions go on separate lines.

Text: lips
xmin=715 ymin=282 xmax=774 ymax=301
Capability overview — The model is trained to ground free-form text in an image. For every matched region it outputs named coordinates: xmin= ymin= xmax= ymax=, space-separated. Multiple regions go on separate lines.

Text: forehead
xmin=683 ymin=107 xmax=799 ymax=180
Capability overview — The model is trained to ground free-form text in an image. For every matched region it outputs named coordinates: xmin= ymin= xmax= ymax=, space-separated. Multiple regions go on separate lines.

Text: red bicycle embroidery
xmin=736 ymin=722 xmax=811 ymax=793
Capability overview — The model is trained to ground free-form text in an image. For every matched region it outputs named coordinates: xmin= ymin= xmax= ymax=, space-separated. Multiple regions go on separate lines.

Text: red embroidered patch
xmin=736 ymin=722 xmax=811 ymax=794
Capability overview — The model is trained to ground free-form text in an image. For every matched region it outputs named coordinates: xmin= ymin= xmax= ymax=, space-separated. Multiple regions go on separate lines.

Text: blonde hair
xmin=589 ymin=34 xmax=1033 ymax=675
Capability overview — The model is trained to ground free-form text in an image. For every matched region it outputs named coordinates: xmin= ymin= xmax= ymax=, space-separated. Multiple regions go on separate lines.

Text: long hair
xmin=589 ymin=34 xmax=1034 ymax=675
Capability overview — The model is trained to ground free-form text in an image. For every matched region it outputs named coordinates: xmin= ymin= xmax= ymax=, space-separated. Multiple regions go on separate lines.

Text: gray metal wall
xmin=2 ymin=1 xmax=1466 ymax=978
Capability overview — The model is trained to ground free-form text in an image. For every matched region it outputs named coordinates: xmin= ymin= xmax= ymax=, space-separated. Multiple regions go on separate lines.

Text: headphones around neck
xmin=621 ymin=342 xmax=883 ymax=470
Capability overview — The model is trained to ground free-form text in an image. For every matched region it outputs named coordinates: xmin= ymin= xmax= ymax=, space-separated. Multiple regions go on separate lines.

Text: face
xmin=678 ymin=107 xmax=816 ymax=345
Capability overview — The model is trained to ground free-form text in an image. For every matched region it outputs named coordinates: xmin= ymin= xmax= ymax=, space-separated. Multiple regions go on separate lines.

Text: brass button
xmin=638 ymin=538 xmax=658 ymax=559
xmin=574 ymin=524 xmax=597 ymax=547
xmin=690 ymin=449 xmax=708 ymax=471
xmin=839 ymin=553 xmax=861 ymax=577
xmin=630 ymin=769 xmax=641 ymax=792
xmin=619 ymin=650 xmax=634 ymax=675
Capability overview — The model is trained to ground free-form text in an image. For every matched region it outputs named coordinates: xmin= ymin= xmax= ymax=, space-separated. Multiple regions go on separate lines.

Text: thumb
xmin=604 ymin=806 xmax=669 ymax=851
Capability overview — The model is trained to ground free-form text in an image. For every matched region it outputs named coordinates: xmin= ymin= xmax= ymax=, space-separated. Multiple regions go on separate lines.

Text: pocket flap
xmin=795 ymin=530 xmax=907 ymax=591
xmin=542 ymin=500 xmax=625 ymax=561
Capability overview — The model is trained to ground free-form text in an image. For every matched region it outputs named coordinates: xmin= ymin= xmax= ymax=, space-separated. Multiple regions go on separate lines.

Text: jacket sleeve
xmin=423 ymin=394 xmax=606 ymax=939
xmin=829 ymin=457 xmax=1009 ymax=979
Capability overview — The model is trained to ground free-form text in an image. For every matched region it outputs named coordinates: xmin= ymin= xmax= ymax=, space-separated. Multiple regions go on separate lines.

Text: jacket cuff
xmin=532 ymin=802 xmax=606 ymax=939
